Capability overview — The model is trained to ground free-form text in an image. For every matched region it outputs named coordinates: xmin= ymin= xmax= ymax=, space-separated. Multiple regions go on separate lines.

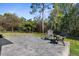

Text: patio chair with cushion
xmin=42 ymin=29 xmax=65 ymax=46
xmin=43 ymin=29 xmax=58 ymax=44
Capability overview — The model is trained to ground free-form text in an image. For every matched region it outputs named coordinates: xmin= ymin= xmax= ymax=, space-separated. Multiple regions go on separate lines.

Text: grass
xmin=65 ymin=38 xmax=79 ymax=56
xmin=0 ymin=32 xmax=33 ymax=37
xmin=0 ymin=32 xmax=79 ymax=56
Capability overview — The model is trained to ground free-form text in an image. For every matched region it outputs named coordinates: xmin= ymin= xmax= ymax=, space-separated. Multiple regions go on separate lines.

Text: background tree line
xmin=0 ymin=13 xmax=48 ymax=32
xmin=0 ymin=3 xmax=79 ymax=37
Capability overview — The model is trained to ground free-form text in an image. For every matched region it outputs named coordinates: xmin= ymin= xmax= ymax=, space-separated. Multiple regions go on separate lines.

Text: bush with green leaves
xmin=0 ymin=26 xmax=6 ymax=32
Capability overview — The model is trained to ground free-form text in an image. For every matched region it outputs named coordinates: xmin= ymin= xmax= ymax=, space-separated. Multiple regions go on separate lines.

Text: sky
xmin=0 ymin=3 xmax=53 ymax=20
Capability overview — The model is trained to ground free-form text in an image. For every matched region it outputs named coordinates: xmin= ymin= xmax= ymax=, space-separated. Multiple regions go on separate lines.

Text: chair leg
xmin=62 ymin=38 xmax=65 ymax=46
xmin=0 ymin=34 xmax=3 ymax=38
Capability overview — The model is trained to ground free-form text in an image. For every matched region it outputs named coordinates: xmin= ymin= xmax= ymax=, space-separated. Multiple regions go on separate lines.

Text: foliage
xmin=0 ymin=26 xmax=6 ymax=32
xmin=49 ymin=3 xmax=79 ymax=36
xmin=0 ymin=13 xmax=20 ymax=32
xmin=60 ymin=5 xmax=79 ymax=36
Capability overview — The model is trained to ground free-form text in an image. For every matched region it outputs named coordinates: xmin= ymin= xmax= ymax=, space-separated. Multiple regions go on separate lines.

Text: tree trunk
xmin=11 ymin=27 xmax=14 ymax=32
xmin=42 ymin=12 xmax=44 ymax=33
xmin=41 ymin=3 xmax=45 ymax=33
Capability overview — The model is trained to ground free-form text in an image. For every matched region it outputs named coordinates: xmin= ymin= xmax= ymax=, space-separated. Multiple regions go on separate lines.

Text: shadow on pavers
xmin=0 ymin=37 xmax=13 ymax=56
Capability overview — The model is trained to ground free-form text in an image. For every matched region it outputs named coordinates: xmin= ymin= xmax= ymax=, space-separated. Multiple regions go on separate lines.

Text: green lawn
xmin=1 ymin=32 xmax=33 ymax=37
xmin=1 ymin=32 xmax=79 ymax=56
xmin=65 ymin=38 xmax=79 ymax=56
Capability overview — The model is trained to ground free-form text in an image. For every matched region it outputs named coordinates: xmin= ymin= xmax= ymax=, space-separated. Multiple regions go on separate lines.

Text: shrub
xmin=0 ymin=26 xmax=6 ymax=32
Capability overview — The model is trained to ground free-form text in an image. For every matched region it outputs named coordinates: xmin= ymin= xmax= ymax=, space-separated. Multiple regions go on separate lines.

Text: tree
xmin=49 ymin=3 xmax=74 ymax=33
xmin=3 ymin=13 xmax=20 ymax=32
xmin=0 ymin=15 xmax=4 ymax=27
xmin=61 ymin=5 xmax=79 ymax=36
xmin=49 ymin=3 xmax=64 ymax=32
xmin=30 ymin=3 xmax=53 ymax=33
xmin=0 ymin=15 xmax=6 ymax=32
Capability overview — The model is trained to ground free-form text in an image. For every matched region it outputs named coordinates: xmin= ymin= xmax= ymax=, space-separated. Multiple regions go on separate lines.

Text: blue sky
xmin=0 ymin=3 xmax=52 ymax=19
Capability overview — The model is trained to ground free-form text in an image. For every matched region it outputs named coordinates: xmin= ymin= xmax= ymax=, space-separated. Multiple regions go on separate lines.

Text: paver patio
xmin=0 ymin=34 xmax=70 ymax=56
